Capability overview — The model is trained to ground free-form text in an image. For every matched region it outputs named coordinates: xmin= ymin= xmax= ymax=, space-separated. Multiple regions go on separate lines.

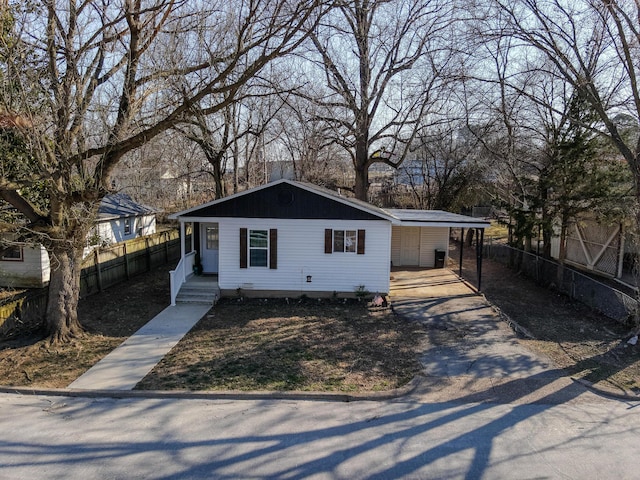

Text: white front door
xmin=201 ymin=223 xmax=219 ymax=274
xmin=400 ymin=227 xmax=420 ymax=266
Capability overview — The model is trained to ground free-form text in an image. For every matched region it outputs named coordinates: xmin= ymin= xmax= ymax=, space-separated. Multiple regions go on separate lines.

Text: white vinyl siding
xmin=391 ymin=226 xmax=402 ymax=266
xmin=391 ymin=226 xmax=449 ymax=267
xmin=218 ymin=218 xmax=391 ymax=294
xmin=419 ymin=227 xmax=449 ymax=267
xmin=95 ymin=214 xmax=156 ymax=245
xmin=0 ymin=245 xmax=50 ymax=288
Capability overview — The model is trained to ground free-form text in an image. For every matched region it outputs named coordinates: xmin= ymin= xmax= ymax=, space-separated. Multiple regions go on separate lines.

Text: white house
xmin=0 ymin=243 xmax=50 ymax=289
xmin=88 ymin=193 xmax=157 ymax=249
xmin=0 ymin=193 xmax=157 ymax=289
xmin=168 ymin=180 xmax=489 ymax=304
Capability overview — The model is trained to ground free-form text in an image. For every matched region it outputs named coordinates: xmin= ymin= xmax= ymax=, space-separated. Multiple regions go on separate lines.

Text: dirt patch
xmin=0 ymin=263 xmax=174 ymax=388
xmin=137 ymin=298 xmax=423 ymax=392
xmin=457 ymin=244 xmax=640 ymax=395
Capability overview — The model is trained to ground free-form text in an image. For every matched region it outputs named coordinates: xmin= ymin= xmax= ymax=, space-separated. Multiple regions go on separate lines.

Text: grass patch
xmin=137 ymin=298 xmax=423 ymax=392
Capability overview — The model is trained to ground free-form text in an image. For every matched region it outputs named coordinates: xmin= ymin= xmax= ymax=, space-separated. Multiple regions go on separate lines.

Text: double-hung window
xmin=333 ymin=230 xmax=357 ymax=253
xmin=249 ymin=229 xmax=268 ymax=267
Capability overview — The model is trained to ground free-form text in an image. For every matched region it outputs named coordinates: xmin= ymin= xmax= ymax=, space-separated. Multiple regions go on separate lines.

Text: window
xmin=332 ymin=230 xmax=357 ymax=253
xmin=325 ymin=229 xmax=365 ymax=255
xmin=1 ymin=246 xmax=23 ymax=261
xmin=206 ymin=226 xmax=219 ymax=250
xmin=249 ymin=229 xmax=268 ymax=267
xmin=124 ymin=218 xmax=132 ymax=235
xmin=240 ymin=228 xmax=277 ymax=269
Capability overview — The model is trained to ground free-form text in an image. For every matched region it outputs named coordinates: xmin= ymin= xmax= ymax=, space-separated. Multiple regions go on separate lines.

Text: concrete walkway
xmin=68 ymin=304 xmax=211 ymax=390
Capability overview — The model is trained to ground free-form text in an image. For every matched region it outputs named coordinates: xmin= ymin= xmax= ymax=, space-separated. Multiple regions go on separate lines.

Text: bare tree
xmin=273 ymin=96 xmax=349 ymax=188
xmin=303 ymin=0 xmax=458 ymax=200
xmin=408 ymin=121 xmax=488 ymax=211
xmin=489 ymin=0 xmax=640 ymax=227
xmin=0 ymin=0 xmax=326 ymax=343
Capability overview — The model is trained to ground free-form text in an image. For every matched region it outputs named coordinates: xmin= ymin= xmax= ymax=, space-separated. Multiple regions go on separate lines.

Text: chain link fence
xmin=484 ymin=243 xmax=638 ymax=324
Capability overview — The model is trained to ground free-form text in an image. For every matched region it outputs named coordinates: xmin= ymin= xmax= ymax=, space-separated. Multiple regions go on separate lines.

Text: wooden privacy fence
xmin=80 ymin=229 xmax=181 ymax=296
xmin=0 ymin=229 xmax=183 ymax=338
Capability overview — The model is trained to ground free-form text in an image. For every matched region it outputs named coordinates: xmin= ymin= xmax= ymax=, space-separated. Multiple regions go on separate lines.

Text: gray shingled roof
xmin=98 ymin=193 xmax=156 ymax=220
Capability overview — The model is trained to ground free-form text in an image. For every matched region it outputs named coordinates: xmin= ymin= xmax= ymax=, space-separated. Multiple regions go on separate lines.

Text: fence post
xmin=571 ymin=271 xmax=575 ymax=299
xmin=123 ymin=243 xmax=130 ymax=280
xmin=94 ymin=249 xmax=103 ymax=292
xmin=145 ymin=237 xmax=151 ymax=272
xmin=164 ymin=231 xmax=169 ymax=262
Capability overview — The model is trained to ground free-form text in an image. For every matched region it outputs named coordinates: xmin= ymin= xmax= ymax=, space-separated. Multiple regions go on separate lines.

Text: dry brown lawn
xmin=0 ymin=265 xmax=423 ymax=392
xmin=137 ymin=298 xmax=423 ymax=392
xmin=0 ymin=263 xmax=173 ymax=388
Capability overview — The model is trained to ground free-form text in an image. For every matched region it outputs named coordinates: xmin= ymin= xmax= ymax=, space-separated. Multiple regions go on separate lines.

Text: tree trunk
xmin=465 ymin=228 xmax=475 ymax=247
xmin=212 ymin=152 xmax=225 ymax=199
xmin=556 ymin=219 xmax=568 ymax=287
xmin=45 ymin=244 xmax=85 ymax=343
xmin=353 ymin=136 xmax=370 ymax=201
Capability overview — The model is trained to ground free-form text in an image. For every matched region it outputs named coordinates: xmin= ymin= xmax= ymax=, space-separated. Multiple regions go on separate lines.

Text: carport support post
xmin=476 ymin=228 xmax=485 ymax=291
xmin=459 ymin=228 xmax=464 ymax=277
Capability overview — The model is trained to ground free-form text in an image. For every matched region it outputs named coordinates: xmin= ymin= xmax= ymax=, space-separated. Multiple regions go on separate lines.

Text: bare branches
xmin=301 ymin=0 xmax=458 ymax=199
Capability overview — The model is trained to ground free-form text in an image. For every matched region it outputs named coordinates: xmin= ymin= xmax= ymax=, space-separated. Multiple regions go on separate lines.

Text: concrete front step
xmin=176 ymin=295 xmax=217 ymax=305
xmin=175 ymin=286 xmax=219 ymax=306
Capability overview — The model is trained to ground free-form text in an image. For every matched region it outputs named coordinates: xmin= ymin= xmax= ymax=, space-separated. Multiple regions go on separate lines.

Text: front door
xmin=200 ymin=223 xmax=219 ymax=274
xmin=400 ymin=227 xmax=420 ymax=266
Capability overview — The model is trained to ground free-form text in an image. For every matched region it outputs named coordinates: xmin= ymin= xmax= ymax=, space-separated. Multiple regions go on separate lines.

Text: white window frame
xmin=333 ymin=229 xmax=357 ymax=253
xmin=249 ymin=229 xmax=269 ymax=267
xmin=124 ymin=218 xmax=132 ymax=235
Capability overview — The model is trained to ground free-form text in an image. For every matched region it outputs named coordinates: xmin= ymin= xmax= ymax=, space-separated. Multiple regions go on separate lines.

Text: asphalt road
xmin=1 ymin=392 xmax=638 ymax=479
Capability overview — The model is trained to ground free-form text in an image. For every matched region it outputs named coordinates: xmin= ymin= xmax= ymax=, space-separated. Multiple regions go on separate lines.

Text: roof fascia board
xmin=397 ymin=221 xmax=490 ymax=228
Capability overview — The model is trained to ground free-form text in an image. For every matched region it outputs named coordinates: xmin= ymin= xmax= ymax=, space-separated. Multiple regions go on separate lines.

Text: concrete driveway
xmin=389 ymin=268 xmax=585 ymax=403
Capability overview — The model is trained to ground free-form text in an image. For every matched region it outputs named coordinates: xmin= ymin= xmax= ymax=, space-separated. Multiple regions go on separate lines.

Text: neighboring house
xmin=169 ymin=179 xmax=488 ymax=304
xmin=0 ymin=193 xmax=157 ymax=289
xmin=88 ymin=193 xmax=157 ymax=250
xmin=0 ymin=243 xmax=50 ymax=289
xmin=267 ymin=160 xmax=296 ymax=182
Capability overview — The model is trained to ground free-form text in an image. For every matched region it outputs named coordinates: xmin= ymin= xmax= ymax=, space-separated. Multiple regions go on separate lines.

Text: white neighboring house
xmin=0 ymin=243 xmax=50 ymax=289
xmin=168 ymin=179 xmax=489 ymax=304
xmin=0 ymin=193 xmax=156 ymax=289
xmin=86 ymin=193 xmax=157 ymax=254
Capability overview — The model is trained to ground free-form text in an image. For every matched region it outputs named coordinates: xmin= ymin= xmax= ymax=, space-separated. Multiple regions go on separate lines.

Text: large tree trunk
xmin=45 ymin=244 xmax=85 ymax=344
xmin=353 ymin=136 xmax=370 ymax=201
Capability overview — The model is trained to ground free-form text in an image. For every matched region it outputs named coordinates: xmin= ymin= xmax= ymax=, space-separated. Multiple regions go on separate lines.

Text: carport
xmin=386 ymin=209 xmax=490 ymax=290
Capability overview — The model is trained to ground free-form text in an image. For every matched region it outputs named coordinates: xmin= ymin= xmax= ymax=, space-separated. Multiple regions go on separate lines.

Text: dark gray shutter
xmin=269 ymin=229 xmax=277 ymax=269
xmin=240 ymin=228 xmax=247 ymax=268
xmin=357 ymin=229 xmax=365 ymax=254
xmin=324 ymin=229 xmax=333 ymax=254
